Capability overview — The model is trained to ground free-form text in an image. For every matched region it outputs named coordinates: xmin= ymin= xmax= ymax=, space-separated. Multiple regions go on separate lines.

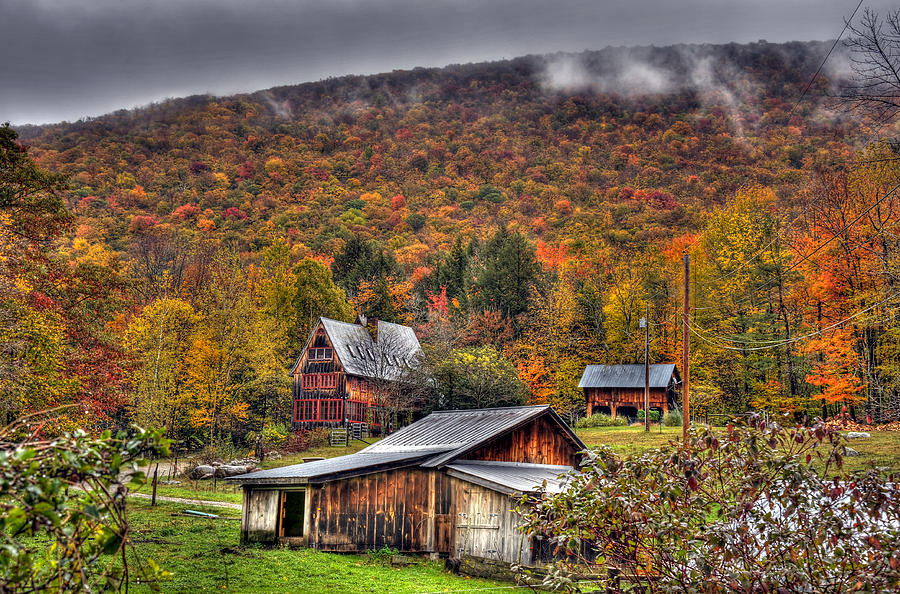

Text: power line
xmin=695 ymin=177 xmax=900 ymax=316
xmin=785 ymin=0 xmax=866 ymax=122
xmin=686 ymin=290 xmax=900 ymax=351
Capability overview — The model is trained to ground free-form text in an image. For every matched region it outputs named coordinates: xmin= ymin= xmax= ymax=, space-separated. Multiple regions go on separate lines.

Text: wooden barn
xmin=289 ymin=315 xmax=423 ymax=431
xmin=229 ymin=405 xmax=584 ymax=566
xmin=579 ymin=363 xmax=680 ymax=419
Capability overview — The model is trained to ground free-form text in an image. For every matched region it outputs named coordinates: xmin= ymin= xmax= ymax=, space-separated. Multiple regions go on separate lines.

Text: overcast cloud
xmin=2 ymin=0 xmax=895 ymax=125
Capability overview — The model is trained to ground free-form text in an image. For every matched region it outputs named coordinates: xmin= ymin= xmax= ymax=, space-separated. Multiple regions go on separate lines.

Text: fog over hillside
xmin=2 ymin=0 xmax=893 ymax=124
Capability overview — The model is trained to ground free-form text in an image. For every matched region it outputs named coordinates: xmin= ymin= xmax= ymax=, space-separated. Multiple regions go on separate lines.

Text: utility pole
xmin=682 ymin=251 xmax=690 ymax=442
xmin=642 ymin=304 xmax=650 ymax=433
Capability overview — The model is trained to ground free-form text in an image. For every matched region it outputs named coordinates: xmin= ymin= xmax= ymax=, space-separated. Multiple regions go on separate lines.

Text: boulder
xmin=189 ymin=464 xmax=216 ymax=480
xmin=846 ymin=432 xmax=871 ymax=439
xmin=844 ymin=447 xmax=862 ymax=457
xmin=215 ymin=464 xmax=255 ymax=478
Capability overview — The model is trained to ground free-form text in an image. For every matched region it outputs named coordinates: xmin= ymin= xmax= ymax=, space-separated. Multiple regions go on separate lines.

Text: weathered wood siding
xmin=585 ymin=386 xmax=671 ymax=416
xmin=307 ymin=468 xmax=455 ymax=553
xmin=449 ymin=478 xmax=531 ymax=565
xmin=462 ymin=416 xmax=579 ymax=466
xmin=241 ymin=488 xmax=281 ymax=543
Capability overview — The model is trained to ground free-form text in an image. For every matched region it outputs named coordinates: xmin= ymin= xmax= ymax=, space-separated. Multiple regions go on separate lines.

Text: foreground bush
xmin=0 ymin=411 xmax=170 ymax=592
xmin=519 ymin=419 xmax=900 ymax=592
xmin=575 ymin=413 xmax=628 ymax=428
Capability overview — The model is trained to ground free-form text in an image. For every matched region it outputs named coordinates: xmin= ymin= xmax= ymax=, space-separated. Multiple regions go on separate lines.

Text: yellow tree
xmin=124 ymin=297 xmax=198 ymax=437
xmin=188 ymin=253 xmax=284 ymax=441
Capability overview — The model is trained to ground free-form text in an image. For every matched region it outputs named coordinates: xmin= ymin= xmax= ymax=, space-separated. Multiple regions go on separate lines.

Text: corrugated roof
xmin=578 ymin=363 xmax=679 ymax=389
xmin=362 ymin=406 xmax=551 ymax=454
xmin=445 ymin=460 xmax=575 ymax=495
xmin=290 ymin=317 xmax=423 ymax=379
xmin=358 ymin=405 xmax=585 ymax=468
xmin=229 ymin=405 xmax=587 ymax=484
xmin=418 ymin=406 xmax=586 ymax=468
xmin=226 ymin=449 xmax=449 ymax=485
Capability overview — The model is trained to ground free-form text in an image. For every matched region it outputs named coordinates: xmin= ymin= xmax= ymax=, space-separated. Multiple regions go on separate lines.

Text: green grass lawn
xmin=576 ymin=424 xmax=900 ymax=475
xmin=125 ymin=499 xmax=505 ymax=593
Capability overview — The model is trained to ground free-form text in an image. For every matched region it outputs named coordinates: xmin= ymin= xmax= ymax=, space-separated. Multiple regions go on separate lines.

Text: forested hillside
xmin=8 ymin=39 xmax=900 ymax=443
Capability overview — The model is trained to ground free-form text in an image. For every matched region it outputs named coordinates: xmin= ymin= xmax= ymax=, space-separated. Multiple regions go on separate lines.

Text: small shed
xmin=228 ymin=405 xmax=584 ymax=566
xmin=579 ymin=363 xmax=680 ymax=418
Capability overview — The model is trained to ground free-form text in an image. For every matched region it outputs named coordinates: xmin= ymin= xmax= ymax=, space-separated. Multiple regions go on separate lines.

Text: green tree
xmin=431 ymin=345 xmax=526 ymax=409
xmin=291 ymin=257 xmax=354 ymax=347
xmin=125 ymin=298 xmax=198 ymax=437
xmin=469 ymin=226 xmax=538 ymax=324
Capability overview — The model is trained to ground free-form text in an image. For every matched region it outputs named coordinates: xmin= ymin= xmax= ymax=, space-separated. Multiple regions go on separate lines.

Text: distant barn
xmin=229 ymin=405 xmax=584 ymax=566
xmin=579 ymin=363 xmax=680 ymax=419
xmin=290 ymin=315 xmax=423 ymax=432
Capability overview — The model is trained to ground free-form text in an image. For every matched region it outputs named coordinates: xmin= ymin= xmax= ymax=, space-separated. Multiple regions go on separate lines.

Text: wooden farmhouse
xmin=290 ymin=315 xmax=423 ymax=431
xmin=579 ymin=363 xmax=680 ymax=418
xmin=229 ymin=405 xmax=584 ymax=566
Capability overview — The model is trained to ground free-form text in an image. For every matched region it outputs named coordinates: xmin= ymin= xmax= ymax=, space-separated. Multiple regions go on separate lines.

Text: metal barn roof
xmin=229 ymin=405 xmax=586 ymax=485
xmin=226 ymin=449 xmax=449 ymax=485
xmin=363 ymin=405 xmax=585 ymax=468
xmin=578 ymin=363 xmax=679 ymax=389
xmin=290 ymin=317 xmax=423 ymax=379
xmin=445 ymin=460 xmax=574 ymax=495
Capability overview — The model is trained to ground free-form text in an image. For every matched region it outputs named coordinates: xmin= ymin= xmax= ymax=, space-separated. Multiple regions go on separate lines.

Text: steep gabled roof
xmin=289 ymin=316 xmax=423 ymax=379
xmin=359 ymin=405 xmax=585 ymax=467
xmin=578 ymin=363 xmax=679 ymax=389
xmin=228 ymin=405 xmax=586 ymax=485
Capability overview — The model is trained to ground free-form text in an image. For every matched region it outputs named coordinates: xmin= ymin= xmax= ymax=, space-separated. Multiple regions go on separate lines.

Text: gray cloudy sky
xmin=2 ymin=0 xmax=895 ymax=125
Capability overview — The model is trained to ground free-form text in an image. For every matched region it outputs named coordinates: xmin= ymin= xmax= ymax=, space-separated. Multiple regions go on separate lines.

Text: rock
xmin=160 ymin=480 xmax=182 ymax=485
xmin=215 ymin=464 xmax=255 ymax=478
xmin=189 ymin=465 xmax=216 ymax=480
xmin=845 ymin=447 xmax=862 ymax=457
xmin=390 ymin=555 xmax=414 ymax=567
xmin=266 ymin=451 xmax=282 ymax=460
xmin=846 ymin=432 xmax=871 ymax=439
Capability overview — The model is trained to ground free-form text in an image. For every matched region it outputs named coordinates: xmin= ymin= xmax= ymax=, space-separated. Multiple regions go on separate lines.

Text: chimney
xmin=366 ymin=317 xmax=379 ymax=342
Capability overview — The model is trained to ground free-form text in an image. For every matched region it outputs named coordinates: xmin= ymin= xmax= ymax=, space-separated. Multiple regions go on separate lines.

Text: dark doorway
xmin=280 ymin=491 xmax=305 ymax=538
xmin=617 ymin=406 xmax=638 ymax=421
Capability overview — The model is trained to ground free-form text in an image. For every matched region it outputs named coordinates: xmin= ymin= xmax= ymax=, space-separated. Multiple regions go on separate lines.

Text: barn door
xmin=454 ymin=488 xmax=501 ymax=559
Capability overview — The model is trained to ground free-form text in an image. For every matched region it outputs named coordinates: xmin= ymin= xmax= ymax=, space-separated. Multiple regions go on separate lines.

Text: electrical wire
xmin=685 ymin=290 xmax=900 ymax=351
xmin=785 ymin=0 xmax=866 ymax=122
xmin=696 ymin=177 xmax=900 ymax=316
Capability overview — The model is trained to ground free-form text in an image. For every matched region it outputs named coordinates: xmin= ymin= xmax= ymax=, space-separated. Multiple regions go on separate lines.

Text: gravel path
xmin=128 ymin=491 xmax=242 ymax=510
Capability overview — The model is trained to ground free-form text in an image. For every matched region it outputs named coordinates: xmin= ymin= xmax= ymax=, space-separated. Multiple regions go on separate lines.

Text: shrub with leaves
xmin=519 ymin=419 xmax=900 ymax=592
xmin=662 ymin=410 xmax=682 ymax=426
xmin=575 ymin=413 xmax=628 ymax=428
xmin=0 ymin=412 xmax=170 ymax=592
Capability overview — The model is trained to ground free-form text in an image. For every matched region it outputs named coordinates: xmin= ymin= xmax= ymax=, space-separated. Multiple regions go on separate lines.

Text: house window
xmin=301 ymin=373 xmax=338 ymax=390
xmin=307 ymin=347 xmax=333 ymax=361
